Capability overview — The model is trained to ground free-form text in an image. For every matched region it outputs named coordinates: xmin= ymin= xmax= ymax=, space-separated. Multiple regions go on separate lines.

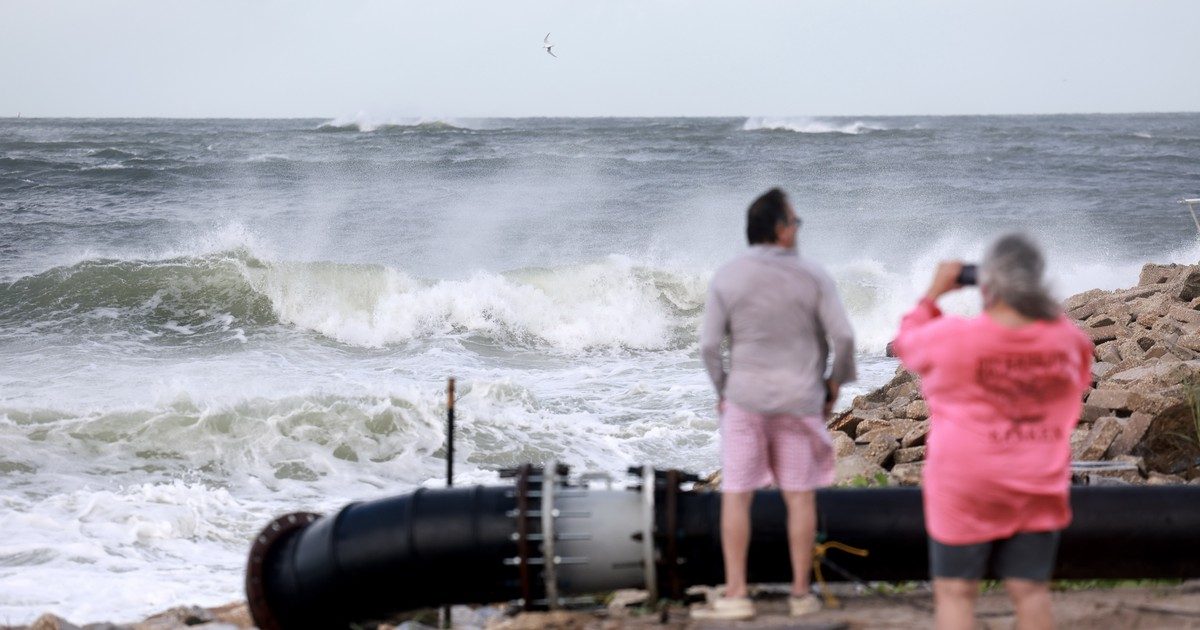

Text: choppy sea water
xmin=1 ymin=114 xmax=1198 ymax=623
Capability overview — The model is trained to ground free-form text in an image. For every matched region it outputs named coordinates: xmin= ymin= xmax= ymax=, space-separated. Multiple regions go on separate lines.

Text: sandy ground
xmin=10 ymin=584 xmax=1200 ymax=629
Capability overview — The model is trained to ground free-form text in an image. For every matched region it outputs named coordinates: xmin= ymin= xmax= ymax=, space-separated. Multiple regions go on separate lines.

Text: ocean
xmin=1 ymin=114 xmax=1198 ymax=623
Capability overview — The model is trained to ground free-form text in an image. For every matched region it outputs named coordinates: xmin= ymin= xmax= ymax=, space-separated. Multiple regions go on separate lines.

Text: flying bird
xmin=543 ymin=33 xmax=557 ymax=58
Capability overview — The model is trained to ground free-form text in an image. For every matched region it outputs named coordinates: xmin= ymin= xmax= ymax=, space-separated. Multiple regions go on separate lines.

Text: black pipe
xmin=669 ymin=486 xmax=1200 ymax=588
xmin=668 ymin=487 xmax=929 ymax=589
xmin=248 ymin=486 xmax=519 ymax=629
xmin=247 ymin=478 xmax=1200 ymax=629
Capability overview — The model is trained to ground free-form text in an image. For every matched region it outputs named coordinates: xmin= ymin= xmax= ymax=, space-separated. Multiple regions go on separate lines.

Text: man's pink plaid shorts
xmin=720 ymin=401 xmax=835 ymax=492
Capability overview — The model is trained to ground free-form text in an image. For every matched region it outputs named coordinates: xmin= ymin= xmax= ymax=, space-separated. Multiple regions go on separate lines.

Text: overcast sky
xmin=2 ymin=0 xmax=1198 ymax=118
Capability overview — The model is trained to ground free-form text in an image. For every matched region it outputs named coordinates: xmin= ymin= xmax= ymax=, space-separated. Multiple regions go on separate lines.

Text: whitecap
xmin=742 ymin=116 xmax=887 ymax=135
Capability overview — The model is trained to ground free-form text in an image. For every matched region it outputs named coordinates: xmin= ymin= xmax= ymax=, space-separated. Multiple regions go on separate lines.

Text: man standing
xmin=695 ymin=188 xmax=856 ymax=620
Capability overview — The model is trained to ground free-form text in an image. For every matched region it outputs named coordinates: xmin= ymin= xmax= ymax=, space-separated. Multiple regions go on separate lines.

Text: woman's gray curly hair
xmin=981 ymin=233 xmax=1061 ymax=321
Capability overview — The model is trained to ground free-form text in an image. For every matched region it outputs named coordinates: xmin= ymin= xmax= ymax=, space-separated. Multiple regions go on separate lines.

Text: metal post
xmin=640 ymin=465 xmax=658 ymax=603
xmin=441 ymin=377 xmax=456 ymax=629
xmin=541 ymin=460 xmax=560 ymax=609
xmin=446 ymin=378 xmax=456 ymax=489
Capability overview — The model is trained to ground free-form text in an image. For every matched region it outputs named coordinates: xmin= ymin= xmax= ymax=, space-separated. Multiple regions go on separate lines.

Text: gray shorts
xmin=929 ymin=531 xmax=1061 ymax=581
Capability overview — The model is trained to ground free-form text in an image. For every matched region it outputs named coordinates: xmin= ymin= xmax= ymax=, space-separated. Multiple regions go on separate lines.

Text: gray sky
xmin=2 ymin=0 xmax=1198 ymax=118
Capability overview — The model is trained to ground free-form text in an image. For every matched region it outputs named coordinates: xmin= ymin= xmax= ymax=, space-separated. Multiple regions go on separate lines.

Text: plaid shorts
xmin=720 ymin=402 xmax=834 ymax=492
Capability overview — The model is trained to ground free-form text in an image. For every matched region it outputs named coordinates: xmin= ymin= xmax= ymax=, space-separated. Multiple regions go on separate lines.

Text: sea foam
xmin=742 ymin=116 xmax=887 ymax=135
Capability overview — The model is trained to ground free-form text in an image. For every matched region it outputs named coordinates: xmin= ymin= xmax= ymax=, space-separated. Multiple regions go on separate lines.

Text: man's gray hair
xmin=981 ymin=233 xmax=1061 ymax=321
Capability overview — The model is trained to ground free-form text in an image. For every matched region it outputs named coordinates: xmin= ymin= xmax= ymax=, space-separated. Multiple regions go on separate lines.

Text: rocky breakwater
xmin=830 ymin=262 xmax=1200 ymax=487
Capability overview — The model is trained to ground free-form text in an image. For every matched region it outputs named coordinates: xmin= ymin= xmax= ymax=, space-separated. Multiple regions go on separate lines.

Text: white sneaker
xmin=691 ymin=596 xmax=756 ymax=621
xmin=789 ymin=593 xmax=821 ymax=617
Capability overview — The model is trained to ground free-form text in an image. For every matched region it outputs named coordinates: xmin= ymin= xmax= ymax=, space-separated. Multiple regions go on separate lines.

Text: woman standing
xmin=892 ymin=234 xmax=1093 ymax=630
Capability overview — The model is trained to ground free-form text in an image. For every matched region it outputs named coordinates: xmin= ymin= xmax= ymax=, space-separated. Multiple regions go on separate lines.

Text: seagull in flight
xmin=543 ymin=33 xmax=557 ymax=58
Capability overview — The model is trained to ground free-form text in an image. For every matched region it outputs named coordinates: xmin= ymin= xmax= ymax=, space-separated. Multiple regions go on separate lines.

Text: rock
xmin=1065 ymin=289 xmax=1107 ymax=312
xmin=856 ymin=426 xmax=909 ymax=445
xmin=1087 ymin=314 xmax=1117 ymax=328
xmin=855 ymin=417 xmax=896 ymax=439
xmin=885 ymin=341 xmax=897 ymax=357
xmin=1135 ymin=399 xmax=1196 ymax=474
xmin=1153 ymin=317 xmax=1186 ymax=337
xmin=491 ymin=610 xmax=594 ymax=629
xmin=832 ymin=431 xmax=856 ymax=458
xmin=1069 ymin=427 xmax=1090 ymax=454
xmin=1085 ymin=387 xmax=1179 ymax=418
xmin=900 ymin=421 xmax=930 ymax=448
xmin=1086 ymin=324 xmax=1122 ymax=344
xmin=894 ymin=445 xmax=926 ymax=464
xmin=1114 ymin=285 xmax=1168 ymax=303
xmin=1128 ymin=391 xmax=1184 ymax=417
xmin=828 ymin=411 xmax=857 ymax=435
xmin=1108 ymin=360 xmax=1199 ymax=387
xmin=207 ymin=602 xmax=253 ymax=628
xmin=1139 ymin=263 xmax=1187 ymax=286
xmin=1179 ymin=269 xmax=1200 ymax=301
xmin=904 ymin=399 xmax=930 ymax=420
xmin=1094 ymin=341 xmax=1122 ymax=364
xmin=1073 ymin=416 xmax=1122 ymax=460
xmin=1106 ymin=412 xmax=1154 ymax=457
xmin=1148 ymin=472 xmax=1188 ymax=485
xmin=860 ymin=435 xmax=899 ymax=466
xmin=1170 ymin=344 xmax=1200 ymax=361
xmin=890 ymin=462 xmax=924 ymax=485
xmin=887 ymin=396 xmax=913 ymax=416
xmin=1067 ymin=303 xmax=1096 ymax=321
xmin=134 ymin=606 xmax=214 ymax=630
xmin=1180 ymin=335 xmax=1200 ymax=352
xmin=1135 ymin=312 xmax=1163 ymax=329
xmin=892 ymin=381 xmax=920 ymax=400
xmin=1085 ymin=388 xmax=1132 ymax=411
xmin=694 ymin=470 xmax=722 ymax=491
xmin=30 ymin=615 xmax=82 ymax=630
xmin=829 ymin=408 xmax=883 ymax=435
xmin=1117 ymin=339 xmax=1145 ymax=363
xmin=607 ymin=589 xmax=649 ymax=610
xmin=1091 ymin=362 xmax=1115 ymax=380
xmin=1169 ymin=305 xmax=1200 ymax=326
xmin=1131 ymin=293 xmax=1175 ymax=318
xmin=1143 ymin=346 xmax=1170 ymax=360
xmin=1079 ymin=403 xmax=1108 ymax=424
xmin=835 ymin=454 xmax=886 ymax=486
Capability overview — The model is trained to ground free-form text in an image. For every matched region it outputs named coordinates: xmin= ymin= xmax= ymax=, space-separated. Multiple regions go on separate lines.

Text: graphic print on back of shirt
xmin=975 ymin=351 xmax=1076 ymax=443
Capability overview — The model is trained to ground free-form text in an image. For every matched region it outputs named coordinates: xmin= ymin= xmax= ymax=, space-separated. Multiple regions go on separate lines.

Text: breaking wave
xmin=742 ymin=116 xmax=887 ymax=135
xmin=7 ymin=235 xmax=1184 ymax=354
xmin=316 ymin=115 xmax=479 ymax=133
xmin=0 ymin=251 xmax=709 ymax=352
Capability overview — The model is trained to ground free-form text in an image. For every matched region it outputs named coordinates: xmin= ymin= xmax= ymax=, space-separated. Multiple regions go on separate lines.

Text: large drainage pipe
xmin=245 ymin=464 xmax=1200 ymax=629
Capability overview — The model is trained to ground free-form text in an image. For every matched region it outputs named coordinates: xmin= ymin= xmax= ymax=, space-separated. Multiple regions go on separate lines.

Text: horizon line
xmin=3 ymin=109 xmax=1200 ymax=121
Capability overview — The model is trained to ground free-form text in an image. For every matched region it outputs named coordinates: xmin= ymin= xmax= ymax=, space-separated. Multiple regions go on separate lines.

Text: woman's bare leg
xmin=933 ymin=578 xmax=979 ymax=630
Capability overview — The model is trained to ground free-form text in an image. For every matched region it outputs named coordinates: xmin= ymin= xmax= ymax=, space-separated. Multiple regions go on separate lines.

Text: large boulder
xmin=835 ymin=454 xmax=887 ymax=485
xmin=860 ymin=435 xmax=900 ymax=467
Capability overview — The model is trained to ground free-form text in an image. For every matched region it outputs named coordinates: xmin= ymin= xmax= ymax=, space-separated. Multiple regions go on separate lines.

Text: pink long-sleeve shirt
xmin=892 ymin=298 xmax=1093 ymax=545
